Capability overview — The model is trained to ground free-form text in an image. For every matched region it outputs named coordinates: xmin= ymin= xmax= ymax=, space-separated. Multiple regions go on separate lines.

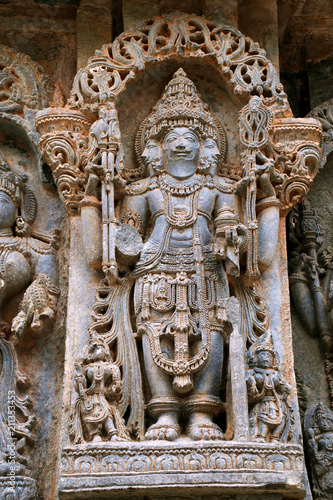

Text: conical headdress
xmin=0 ymin=151 xmax=37 ymax=224
xmin=136 ymin=68 xmax=226 ymax=162
xmin=248 ymin=332 xmax=276 ymax=366
xmin=315 ymin=402 xmax=333 ymax=425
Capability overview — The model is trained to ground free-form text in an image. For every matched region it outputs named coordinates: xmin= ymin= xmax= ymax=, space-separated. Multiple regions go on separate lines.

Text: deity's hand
xmin=50 ymin=228 xmax=61 ymax=250
xmin=246 ymin=375 xmax=258 ymax=397
xmin=74 ymin=363 xmax=86 ymax=386
xmin=11 ymin=274 xmax=59 ymax=340
xmin=214 ymin=223 xmax=247 ymax=261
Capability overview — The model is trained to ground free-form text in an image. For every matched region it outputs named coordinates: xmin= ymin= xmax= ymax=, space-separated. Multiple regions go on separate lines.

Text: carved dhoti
xmin=134 ymin=245 xmax=228 ymax=395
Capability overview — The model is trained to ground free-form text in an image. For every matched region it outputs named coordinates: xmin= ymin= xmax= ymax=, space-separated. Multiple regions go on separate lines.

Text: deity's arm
xmin=246 ymin=369 xmax=260 ymax=400
xmin=256 ymin=198 xmax=281 ymax=272
xmin=213 ymin=185 xmax=247 ymax=276
xmin=11 ymin=239 xmax=60 ymax=339
xmin=274 ymin=370 xmax=291 ymax=396
xmin=81 ymin=202 xmax=103 ymax=270
xmin=120 ymin=191 xmax=149 ymax=237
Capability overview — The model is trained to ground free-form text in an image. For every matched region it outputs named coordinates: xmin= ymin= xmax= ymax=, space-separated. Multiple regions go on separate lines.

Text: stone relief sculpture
xmin=288 ymin=201 xmax=333 ymax=400
xmin=36 ymin=12 xmax=322 ymax=499
xmin=70 ymin=334 xmax=129 ymax=444
xmin=246 ymin=333 xmax=293 ymax=443
xmin=0 ymin=43 xmax=62 ymax=500
xmin=0 ymin=155 xmax=59 ymax=496
xmin=305 ymin=403 xmax=333 ymax=499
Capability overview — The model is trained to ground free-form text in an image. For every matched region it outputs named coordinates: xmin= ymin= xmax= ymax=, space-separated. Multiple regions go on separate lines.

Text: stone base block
xmin=0 ymin=475 xmax=38 ymax=500
xmin=59 ymin=441 xmax=306 ymax=499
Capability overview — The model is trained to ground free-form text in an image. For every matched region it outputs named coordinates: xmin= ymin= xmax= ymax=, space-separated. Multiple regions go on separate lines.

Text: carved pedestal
xmin=59 ymin=442 xmax=306 ymax=499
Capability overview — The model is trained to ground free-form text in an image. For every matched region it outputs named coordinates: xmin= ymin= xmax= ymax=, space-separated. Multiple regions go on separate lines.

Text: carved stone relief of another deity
xmin=0 ymin=44 xmax=64 ymax=500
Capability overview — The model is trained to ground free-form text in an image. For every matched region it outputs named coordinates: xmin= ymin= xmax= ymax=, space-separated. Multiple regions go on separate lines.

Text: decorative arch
xmin=0 ymin=44 xmax=63 ymax=182
xmin=68 ymin=13 xmax=289 ymax=116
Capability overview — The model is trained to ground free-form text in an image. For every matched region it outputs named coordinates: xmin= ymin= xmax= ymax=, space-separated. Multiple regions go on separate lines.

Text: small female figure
xmin=246 ymin=333 xmax=293 ymax=443
xmin=305 ymin=403 xmax=333 ymax=499
xmin=70 ymin=335 xmax=129 ymax=443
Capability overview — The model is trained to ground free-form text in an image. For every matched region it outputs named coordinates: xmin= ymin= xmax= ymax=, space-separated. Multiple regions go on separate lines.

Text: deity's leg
xmin=142 ymin=333 xmax=182 ymax=441
xmin=186 ymin=330 xmax=224 ymax=440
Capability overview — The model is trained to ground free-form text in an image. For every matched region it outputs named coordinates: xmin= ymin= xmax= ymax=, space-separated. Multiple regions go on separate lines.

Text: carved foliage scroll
xmin=69 ymin=14 xmax=288 ymax=113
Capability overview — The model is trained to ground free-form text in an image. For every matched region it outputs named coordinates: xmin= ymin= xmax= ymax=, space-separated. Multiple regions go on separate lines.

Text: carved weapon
xmin=92 ymin=105 xmax=121 ymax=284
xmin=239 ymin=96 xmax=273 ymax=279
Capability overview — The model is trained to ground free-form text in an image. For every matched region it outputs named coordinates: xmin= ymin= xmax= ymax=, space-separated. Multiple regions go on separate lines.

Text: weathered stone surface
xmin=0 ymin=3 xmax=333 ymax=500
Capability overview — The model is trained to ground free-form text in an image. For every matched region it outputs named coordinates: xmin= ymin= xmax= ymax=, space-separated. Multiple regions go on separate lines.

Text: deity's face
xmin=199 ymin=138 xmax=221 ymax=175
xmin=163 ymin=127 xmax=199 ymax=179
xmin=142 ymin=139 xmax=163 ymax=175
xmin=91 ymin=344 xmax=106 ymax=362
xmin=0 ymin=192 xmax=16 ymax=229
xmin=257 ymin=350 xmax=274 ymax=369
xmin=319 ymin=415 xmax=333 ymax=432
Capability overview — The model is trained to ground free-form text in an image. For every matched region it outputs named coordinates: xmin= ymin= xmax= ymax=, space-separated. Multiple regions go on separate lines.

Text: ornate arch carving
xmin=68 ymin=13 xmax=289 ymax=116
xmin=0 ymin=44 xmax=63 ymax=174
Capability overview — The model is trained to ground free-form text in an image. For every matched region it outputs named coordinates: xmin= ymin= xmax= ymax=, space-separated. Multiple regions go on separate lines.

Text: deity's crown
xmin=248 ymin=332 xmax=275 ymax=366
xmin=315 ymin=402 xmax=333 ymax=424
xmin=0 ymin=152 xmax=37 ymax=224
xmin=141 ymin=68 xmax=222 ymax=145
xmin=0 ymin=162 xmax=24 ymax=205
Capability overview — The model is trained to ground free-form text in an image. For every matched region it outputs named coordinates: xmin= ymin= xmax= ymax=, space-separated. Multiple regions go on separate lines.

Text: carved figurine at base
xmin=70 ymin=334 xmax=130 ymax=443
xmin=246 ymin=333 xmax=294 ymax=443
xmin=305 ymin=403 xmax=333 ymax=499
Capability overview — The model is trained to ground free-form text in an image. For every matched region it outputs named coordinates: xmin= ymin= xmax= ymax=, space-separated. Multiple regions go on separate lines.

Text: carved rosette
xmin=36 ymin=109 xmax=91 ymax=214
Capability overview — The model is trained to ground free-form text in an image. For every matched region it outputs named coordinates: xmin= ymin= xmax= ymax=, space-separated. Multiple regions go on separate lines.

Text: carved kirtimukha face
xmin=0 ymin=192 xmax=16 ymax=229
xmin=199 ymin=138 xmax=220 ymax=175
xmin=257 ymin=350 xmax=274 ymax=369
xmin=163 ymin=127 xmax=199 ymax=179
xmin=142 ymin=139 xmax=163 ymax=175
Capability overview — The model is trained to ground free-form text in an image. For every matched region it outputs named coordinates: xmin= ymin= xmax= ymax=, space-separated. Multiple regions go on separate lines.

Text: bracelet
xmin=256 ymin=196 xmax=282 ymax=214
xmin=79 ymin=196 xmax=101 ymax=209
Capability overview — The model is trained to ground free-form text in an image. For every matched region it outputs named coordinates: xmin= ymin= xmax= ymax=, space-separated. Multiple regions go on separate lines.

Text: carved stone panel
xmin=36 ymin=12 xmax=322 ymax=500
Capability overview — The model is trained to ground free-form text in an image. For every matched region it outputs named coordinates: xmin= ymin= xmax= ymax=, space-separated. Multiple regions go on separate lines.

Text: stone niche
xmin=35 ymin=13 xmax=322 ymax=500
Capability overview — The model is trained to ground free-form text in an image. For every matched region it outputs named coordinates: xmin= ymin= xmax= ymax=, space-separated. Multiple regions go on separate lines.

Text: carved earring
xmin=15 ymin=216 xmax=31 ymax=237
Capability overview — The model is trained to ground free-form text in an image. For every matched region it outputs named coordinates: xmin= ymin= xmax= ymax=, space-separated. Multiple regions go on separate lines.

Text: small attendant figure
xmin=70 ymin=334 xmax=130 ymax=443
xmin=246 ymin=333 xmax=293 ymax=443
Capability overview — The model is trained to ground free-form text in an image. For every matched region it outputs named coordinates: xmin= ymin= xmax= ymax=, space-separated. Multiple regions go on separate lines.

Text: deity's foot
xmin=187 ymin=411 xmax=224 ymax=441
xmin=187 ymin=418 xmax=224 ymax=441
xmin=110 ymin=434 xmax=129 ymax=442
xmin=145 ymin=423 xmax=181 ymax=441
xmin=253 ymin=436 xmax=267 ymax=443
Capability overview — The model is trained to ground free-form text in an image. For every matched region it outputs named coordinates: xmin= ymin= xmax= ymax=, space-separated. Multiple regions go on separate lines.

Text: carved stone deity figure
xmin=0 ymin=154 xmax=59 ymax=479
xmin=305 ymin=403 xmax=333 ymax=499
xmin=70 ymin=334 xmax=129 ymax=443
xmin=246 ymin=333 xmax=293 ymax=443
xmin=108 ymin=68 xmax=281 ymax=441
xmin=288 ymin=201 xmax=333 ymax=405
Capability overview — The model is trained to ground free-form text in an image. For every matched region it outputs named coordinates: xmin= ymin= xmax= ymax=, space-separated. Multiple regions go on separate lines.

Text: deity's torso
xmin=132 ymin=174 xmax=239 ymax=276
